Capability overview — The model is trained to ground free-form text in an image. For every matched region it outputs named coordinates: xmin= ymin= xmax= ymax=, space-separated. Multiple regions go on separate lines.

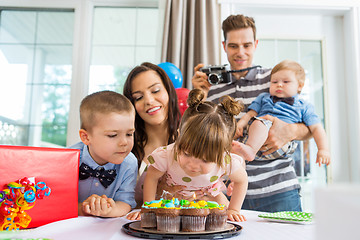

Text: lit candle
xmin=189 ymin=192 xmax=200 ymax=208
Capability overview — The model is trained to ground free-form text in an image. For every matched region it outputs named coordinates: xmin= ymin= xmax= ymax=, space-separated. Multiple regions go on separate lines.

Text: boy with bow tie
xmin=232 ymin=60 xmax=331 ymax=166
xmin=70 ymin=90 xmax=138 ymax=217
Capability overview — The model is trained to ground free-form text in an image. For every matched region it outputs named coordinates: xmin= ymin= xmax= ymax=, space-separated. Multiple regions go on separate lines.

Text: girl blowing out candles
xmin=142 ymin=89 xmax=248 ymax=222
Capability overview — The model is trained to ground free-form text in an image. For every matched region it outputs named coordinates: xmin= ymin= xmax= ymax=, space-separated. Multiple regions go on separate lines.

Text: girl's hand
xmin=156 ymin=176 xmax=186 ymax=199
xmin=226 ymin=182 xmax=234 ymax=197
xmin=192 ymin=189 xmax=214 ymax=202
xmin=227 ymin=209 xmax=246 ymax=222
xmin=126 ymin=210 xmax=141 ymax=220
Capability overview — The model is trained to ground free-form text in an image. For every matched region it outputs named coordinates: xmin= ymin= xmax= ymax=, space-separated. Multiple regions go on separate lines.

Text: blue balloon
xmin=158 ymin=62 xmax=183 ymax=88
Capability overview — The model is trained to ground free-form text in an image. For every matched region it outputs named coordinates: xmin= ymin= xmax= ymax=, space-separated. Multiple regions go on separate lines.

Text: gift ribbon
xmin=0 ymin=177 xmax=51 ymax=231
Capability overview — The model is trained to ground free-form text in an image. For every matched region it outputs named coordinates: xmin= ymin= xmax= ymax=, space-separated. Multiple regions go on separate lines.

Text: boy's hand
xmin=316 ymin=149 xmax=331 ymax=166
xmin=227 ymin=209 xmax=246 ymax=222
xmin=126 ymin=210 xmax=141 ymax=220
xmin=82 ymin=194 xmax=113 ymax=217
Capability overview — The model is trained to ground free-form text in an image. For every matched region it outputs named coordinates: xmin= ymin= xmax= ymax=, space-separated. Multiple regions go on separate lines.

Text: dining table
xmin=0 ymin=209 xmax=315 ymax=240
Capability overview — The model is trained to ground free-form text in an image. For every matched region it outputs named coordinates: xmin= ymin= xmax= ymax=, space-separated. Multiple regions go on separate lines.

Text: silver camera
xmin=200 ymin=64 xmax=231 ymax=85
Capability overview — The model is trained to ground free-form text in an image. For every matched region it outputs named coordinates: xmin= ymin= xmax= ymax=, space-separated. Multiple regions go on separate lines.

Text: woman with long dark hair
xmin=123 ymin=62 xmax=181 ymax=215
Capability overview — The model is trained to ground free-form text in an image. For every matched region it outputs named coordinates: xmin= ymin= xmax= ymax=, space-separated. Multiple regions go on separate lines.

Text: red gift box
xmin=0 ymin=145 xmax=79 ymax=228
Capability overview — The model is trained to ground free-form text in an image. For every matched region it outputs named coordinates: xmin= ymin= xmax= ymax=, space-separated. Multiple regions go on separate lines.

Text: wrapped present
xmin=0 ymin=145 xmax=79 ymax=229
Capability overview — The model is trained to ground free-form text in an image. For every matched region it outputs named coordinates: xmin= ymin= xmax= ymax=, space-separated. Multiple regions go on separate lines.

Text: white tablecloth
xmin=0 ymin=210 xmax=314 ymax=240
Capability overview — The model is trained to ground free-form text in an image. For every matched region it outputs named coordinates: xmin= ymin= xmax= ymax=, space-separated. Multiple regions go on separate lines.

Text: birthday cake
xmin=140 ymin=198 xmax=227 ymax=232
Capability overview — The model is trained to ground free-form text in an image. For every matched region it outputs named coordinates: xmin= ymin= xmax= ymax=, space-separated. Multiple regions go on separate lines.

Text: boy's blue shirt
xmin=70 ymin=142 xmax=138 ymax=209
xmin=249 ymin=92 xmax=320 ymax=126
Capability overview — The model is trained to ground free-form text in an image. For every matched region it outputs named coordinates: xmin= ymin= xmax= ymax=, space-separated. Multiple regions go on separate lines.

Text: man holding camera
xmin=192 ymin=14 xmax=310 ymax=212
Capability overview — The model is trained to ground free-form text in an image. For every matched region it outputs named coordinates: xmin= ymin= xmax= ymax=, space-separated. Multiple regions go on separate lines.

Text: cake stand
xmin=122 ymin=221 xmax=242 ymax=239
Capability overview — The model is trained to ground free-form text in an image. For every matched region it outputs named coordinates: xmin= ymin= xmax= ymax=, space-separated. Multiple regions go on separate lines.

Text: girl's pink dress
xmin=148 ymin=143 xmax=244 ymax=198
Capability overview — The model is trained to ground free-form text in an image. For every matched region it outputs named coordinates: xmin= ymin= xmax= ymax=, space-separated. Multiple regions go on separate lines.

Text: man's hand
xmin=260 ymin=115 xmax=312 ymax=155
xmin=260 ymin=115 xmax=295 ymax=155
xmin=192 ymin=63 xmax=211 ymax=98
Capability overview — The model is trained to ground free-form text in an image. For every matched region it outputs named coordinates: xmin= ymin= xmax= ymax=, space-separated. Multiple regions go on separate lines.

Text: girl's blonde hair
xmin=175 ymin=89 xmax=243 ymax=167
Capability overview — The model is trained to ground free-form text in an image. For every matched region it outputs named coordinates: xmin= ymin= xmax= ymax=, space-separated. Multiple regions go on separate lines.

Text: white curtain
xmin=161 ymin=0 xmax=220 ymax=88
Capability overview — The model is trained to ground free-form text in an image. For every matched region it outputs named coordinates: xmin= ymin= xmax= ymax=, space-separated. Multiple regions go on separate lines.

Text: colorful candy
xmin=0 ymin=177 xmax=51 ymax=231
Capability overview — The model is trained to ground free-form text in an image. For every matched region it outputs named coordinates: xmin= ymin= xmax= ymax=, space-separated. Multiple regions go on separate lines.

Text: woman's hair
xmin=222 ymin=14 xmax=256 ymax=41
xmin=80 ymin=90 xmax=134 ymax=131
xmin=175 ymin=89 xmax=243 ymax=167
xmin=123 ymin=62 xmax=181 ymax=165
xmin=271 ymin=60 xmax=306 ymax=93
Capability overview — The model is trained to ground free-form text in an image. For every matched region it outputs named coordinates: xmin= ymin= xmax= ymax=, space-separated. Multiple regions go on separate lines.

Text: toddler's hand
xmin=316 ymin=150 xmax=331 ymax=166
xmin=227 ymin=209 xmax=246 ymax=222
xmin=126 ymin=210 xmax=141 ymax=220
xmin=234 ymin=121 xmax=245 ymax=139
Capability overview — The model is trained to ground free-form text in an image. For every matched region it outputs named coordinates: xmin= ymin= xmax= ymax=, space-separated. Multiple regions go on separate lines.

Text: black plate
xmin=122 ymin=221 xmax=242 ymax=239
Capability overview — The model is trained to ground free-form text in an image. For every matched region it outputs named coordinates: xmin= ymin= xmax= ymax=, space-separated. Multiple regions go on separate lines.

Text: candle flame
xmin=193 ymin=192 xmax=196 ymax=200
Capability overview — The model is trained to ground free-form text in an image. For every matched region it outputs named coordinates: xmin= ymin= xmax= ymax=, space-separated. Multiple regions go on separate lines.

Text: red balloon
xmin=175 ymin=88 xmax=190 ymax=116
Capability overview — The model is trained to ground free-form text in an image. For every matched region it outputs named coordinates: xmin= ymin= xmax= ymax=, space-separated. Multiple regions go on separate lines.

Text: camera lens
xmin=208 ymin=73 xmax=220 ymax=85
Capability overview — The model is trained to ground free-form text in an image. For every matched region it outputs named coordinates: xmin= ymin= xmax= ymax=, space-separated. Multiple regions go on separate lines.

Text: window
xmin=0 ymin=9 xmax=74 ymax=147
xmin=89 ymin=7 xmax=160 ymax=94
xmin=0 ymin=4 xmax=162 ymax=147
